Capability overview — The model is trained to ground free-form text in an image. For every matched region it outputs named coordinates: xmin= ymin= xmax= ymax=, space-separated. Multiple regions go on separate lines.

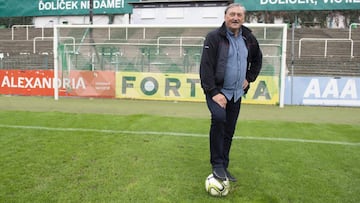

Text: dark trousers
xmin=205 ymin=94 xmax=241 ymax=169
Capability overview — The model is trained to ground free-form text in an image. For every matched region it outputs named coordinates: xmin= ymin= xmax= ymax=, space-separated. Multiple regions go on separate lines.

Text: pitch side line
xmin=0 ymin=124 xmax=359 ymax=147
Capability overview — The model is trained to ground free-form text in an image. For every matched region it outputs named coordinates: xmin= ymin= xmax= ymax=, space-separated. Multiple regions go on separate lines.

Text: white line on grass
xmin=0 ymin=124 xmax=359 ymax=147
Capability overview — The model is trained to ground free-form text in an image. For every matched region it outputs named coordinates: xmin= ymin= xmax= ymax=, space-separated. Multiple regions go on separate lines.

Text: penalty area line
xmin=0 ymin=124 xmax=359 ymax=147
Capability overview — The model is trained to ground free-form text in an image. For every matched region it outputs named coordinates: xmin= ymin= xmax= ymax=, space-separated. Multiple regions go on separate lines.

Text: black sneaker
xmin=225 ymin=169 xmax=237 ymax=182
xmin=212 ymin=167 xmax=227 ymax=181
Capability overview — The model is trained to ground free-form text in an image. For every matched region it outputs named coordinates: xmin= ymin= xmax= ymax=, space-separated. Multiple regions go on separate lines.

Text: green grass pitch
xmin=0 ymin=96 xmax=359 ymax=202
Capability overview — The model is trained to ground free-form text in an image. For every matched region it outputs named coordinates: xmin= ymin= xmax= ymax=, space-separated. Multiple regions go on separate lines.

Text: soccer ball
xmin=205 ymin=174 xmax=230 ymax=197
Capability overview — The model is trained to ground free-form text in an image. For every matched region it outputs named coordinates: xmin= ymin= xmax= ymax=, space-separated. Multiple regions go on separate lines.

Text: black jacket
xmin=200 ymin=22 xmax=263 ymax=97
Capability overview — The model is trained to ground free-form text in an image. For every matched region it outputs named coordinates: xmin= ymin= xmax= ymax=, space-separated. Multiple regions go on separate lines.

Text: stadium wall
xmin=130 ymin=6 xmax=226 ymax=25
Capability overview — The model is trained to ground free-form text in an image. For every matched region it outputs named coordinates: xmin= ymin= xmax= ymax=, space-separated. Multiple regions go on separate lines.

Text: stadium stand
xmin=288 ymin=27 xmax=360 ymax=76
xmin=0 ymin=26 xmax=359 ymax=76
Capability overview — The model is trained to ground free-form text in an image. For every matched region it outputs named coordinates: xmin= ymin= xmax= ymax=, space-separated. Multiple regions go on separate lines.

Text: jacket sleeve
xmin=246 ymin=37 xmax=263 ymax=83
xmin=199 ymin=32 xmax=221 ymax=97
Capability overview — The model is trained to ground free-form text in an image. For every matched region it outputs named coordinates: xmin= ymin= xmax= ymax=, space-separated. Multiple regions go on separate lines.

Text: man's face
xmin=224 ymin=6 xmax=245 ymax=32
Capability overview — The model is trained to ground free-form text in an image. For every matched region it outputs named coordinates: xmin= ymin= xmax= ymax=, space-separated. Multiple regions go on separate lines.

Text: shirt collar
xmin=226 ymin=28 xmax=242 ymax=37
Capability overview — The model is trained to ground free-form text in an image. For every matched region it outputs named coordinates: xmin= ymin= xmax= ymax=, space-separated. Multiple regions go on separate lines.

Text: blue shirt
xmin=221 ymin=29 xmax=248 ymax=102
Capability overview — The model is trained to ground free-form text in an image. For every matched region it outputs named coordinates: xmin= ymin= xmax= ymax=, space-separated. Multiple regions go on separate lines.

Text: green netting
xmin=56 ymin=25 xmax=284 ymax=76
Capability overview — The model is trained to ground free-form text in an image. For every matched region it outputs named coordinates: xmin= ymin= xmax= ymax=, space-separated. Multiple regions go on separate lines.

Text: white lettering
xmin=39 ymin=1 xmax=44 ymax=10
xmin=33 ymin=78 xmax=42 ymax=88
xmin=63 ymin=78 xmax=71 ymax=89
xmin=38 ymin=0 xmax=78 ymax=11
xmin=94 ymin=0 xmax=107 ymax=9
xmin=0 ymin=76 xmax=86 ymax=89
xmin=93 ymin=0 xmax=123 ymax=9
xmin=43 ymin=78 xmax=52 ymax=88
xmin=39 ymin=0 xmax=123 ymax=11
xmin=304 ymin=78 xmax=358 ymax=99
xmin=1 ymin=76 xmax=10 ymax=87
xmin=25 ymin=77 xmax=34 ymax=88
xmin=18 ymin=77 xmax=25 ymax=88
xmin=77 ymin=77 xmax=86 ymax=89
xmin=304 ymin=79 xmax=321 ymax=98
xmin=259 ymin=0 xmax=360 ymax=5
xmin=324 ymin=0 xmax=359 ymax=3
xmin=340 ymin=79 xmax=357 ymax=99
xmin=260 ymin=0 xmax=316 ymax=5
xmin=322 ymin=79 xmax=339 ymax=98
xmin=107 ymin=0 xmax=115 ymax=8
xmin=81 ymin=1 xmax=89 ymax=9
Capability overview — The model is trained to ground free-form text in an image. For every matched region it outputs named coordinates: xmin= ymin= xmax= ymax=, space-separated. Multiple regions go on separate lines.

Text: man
xmin=199 ymin=3 xmax=262 ymax=182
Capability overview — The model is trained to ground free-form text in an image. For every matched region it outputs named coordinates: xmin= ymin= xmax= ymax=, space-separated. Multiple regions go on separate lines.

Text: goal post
xmin=53 ymin=24 xmax=287 ymax=107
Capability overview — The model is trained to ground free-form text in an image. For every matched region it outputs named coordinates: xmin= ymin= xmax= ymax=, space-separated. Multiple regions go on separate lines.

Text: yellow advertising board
xmin=245 ymin=75 xmax=279 ymax=105
xmin=115 ymin=72 xmax=279 ymax=104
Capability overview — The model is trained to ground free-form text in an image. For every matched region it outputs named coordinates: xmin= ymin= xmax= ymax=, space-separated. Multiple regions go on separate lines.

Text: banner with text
xmin=115 ymin=72 xmax=279 ymax=104
xmin=236 ymin=0 xmax=360 ymax=11
xmin=0 ymin=0 xmax=135 ymax=17
xmin=0 ymin=70 xmax=115 ymax=97
xmin=0 ymin=70 xmax=279 ymax=104
xmin=285 ymin=76 xmax=360 ymax=106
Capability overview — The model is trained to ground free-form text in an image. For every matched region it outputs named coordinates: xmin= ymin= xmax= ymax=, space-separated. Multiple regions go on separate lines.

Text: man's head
xmin=224 ymin=3 xmax=246 ymax=34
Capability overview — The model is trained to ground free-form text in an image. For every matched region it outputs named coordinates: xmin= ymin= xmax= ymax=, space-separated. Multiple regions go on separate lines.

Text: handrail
xmin=349 ymin=23 xmax=360 ymax=39
xmin=33 ymin=36 xmax=75 ymax=54
xmin=156 ymin=36 xmax=205 ymax=56
xmin=298 ymin=38 xmax=354 ymax=58
xmin=11 ymin=25 xmax=37 ymax=40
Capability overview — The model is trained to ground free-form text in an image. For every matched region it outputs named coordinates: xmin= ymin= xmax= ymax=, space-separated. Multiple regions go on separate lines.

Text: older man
xmin=200 ymin=3 xmax=263 ymax=182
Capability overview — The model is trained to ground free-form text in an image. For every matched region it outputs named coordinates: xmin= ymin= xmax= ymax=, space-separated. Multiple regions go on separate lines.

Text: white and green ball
xmin=205 ymin=174 xmax=230 ymax=197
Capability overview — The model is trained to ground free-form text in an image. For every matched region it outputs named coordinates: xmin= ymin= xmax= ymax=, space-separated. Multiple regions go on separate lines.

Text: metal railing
xmin=156 ymin=36 xmax=205 ymax=56
xmin=10 ymin=22 xmax=359 ymax=41
xmin=33 ymin=36 xmax=75 ymax=54
xmin=298 ymin=38 xmax=354 ymax=58
xmin=349 ymin=23 xmax=360 ymax=39
xmin=11 ymin=25 xmax=44 ymax=40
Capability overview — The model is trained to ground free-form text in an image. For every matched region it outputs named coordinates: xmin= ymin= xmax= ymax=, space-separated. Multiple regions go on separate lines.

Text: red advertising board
xmin=0 ymin=70 xmax=115 ymax=98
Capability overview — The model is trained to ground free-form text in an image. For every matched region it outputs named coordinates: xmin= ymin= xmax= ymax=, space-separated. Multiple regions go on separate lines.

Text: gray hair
xmin=224 ymin=3 xmax=246 ymax=14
